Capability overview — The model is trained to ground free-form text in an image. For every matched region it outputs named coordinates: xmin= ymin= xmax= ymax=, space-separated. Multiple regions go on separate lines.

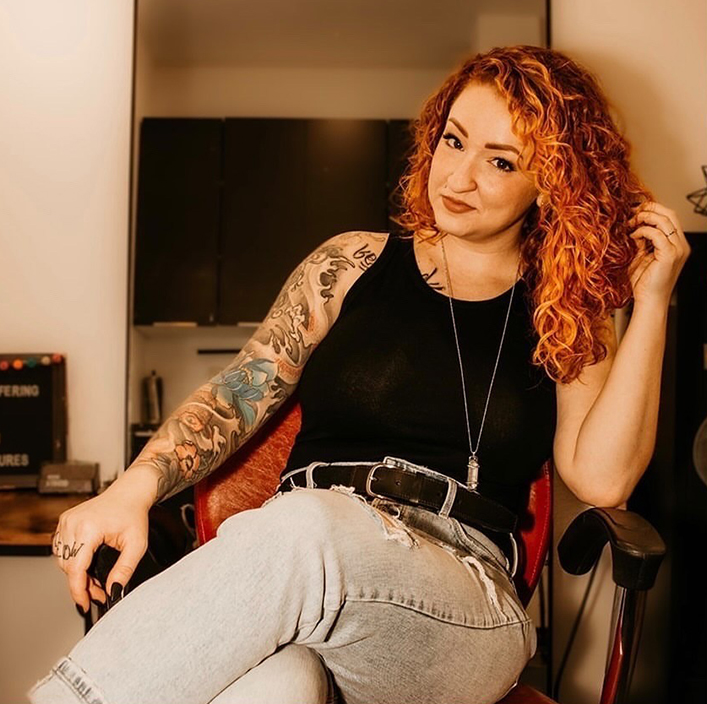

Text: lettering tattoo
xmin=352 ymin=243 xmax=379 ymax=271
xmin=131 ymin=232 xmax=387 ymax=503
xmin=52 ymin=532 xmax=84 ymax=561
xmin=421 ymin=265 xmax=446 ymax=292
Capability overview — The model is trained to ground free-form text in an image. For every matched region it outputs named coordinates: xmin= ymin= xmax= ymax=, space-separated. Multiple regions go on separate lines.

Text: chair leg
xmin=600 ymin=586 xmax=647 ymax=704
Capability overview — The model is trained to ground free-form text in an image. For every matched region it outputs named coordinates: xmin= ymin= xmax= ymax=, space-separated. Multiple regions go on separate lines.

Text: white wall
xmin=552 ymin=0 xmax=706 ymax=233
xmin=0 ymin=2 xmax=134 ymax=482
xmin=550 ymin=1 xmax=706 ymax=702
xmin=147 ymin=65 xmax=450 ymax=119
xmin=0 ymin=2 xmax=134 ymax=702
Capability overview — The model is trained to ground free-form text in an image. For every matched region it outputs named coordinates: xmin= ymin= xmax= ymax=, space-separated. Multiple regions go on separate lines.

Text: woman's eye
xmin=491 ymin=157 xmax=515 ymax=173
xmin=442 ymin=132 xmax=462 ymax=149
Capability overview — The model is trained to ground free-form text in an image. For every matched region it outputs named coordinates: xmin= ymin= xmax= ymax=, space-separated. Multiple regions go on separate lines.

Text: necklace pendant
xmin=466 ymin=454 xmax=480 ymax=491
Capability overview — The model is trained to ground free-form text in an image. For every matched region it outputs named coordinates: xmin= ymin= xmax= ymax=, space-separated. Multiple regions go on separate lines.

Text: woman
xmin=29 ymin=45 xmax=689 ymax=704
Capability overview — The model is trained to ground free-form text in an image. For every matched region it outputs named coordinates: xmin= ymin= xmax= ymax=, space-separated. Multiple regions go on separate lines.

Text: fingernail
xmin=75 ymin=604 xmax=86 ymax=617
xmin=109 ymin=583 xmax=124 ymax=606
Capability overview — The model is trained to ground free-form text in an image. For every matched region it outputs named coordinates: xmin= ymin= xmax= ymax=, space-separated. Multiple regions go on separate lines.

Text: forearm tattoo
xmin=52 ymin=531 xmax=84 ymax=561
xmin=130 ymin=232 xmax=385 ymax=503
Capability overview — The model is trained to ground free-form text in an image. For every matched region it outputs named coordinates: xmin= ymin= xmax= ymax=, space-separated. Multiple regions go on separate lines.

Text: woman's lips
xmin=441 ymin=195 xmax=474 ymax=213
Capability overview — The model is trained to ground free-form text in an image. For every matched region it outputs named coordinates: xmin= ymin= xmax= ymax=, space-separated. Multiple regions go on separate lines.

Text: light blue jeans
xmin=28 ymin=463 xmax=536 ymax=704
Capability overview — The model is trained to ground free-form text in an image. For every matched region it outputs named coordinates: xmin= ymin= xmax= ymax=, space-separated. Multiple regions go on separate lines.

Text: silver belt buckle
xmin=368 ymin=456 xmax=424 ymax=500
xmin=382 ymin=455 xmax=424 ymax=473
xmin=365 ymin=462 xmax=390 ymax=500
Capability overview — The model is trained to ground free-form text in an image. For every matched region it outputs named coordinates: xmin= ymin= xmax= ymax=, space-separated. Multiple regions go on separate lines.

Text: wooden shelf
xmin=0 ymin=490 xmax=94 ymax=555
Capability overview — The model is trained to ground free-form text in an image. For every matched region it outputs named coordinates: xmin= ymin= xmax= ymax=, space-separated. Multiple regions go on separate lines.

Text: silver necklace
xmin=440 ymin=237 xmax=518 ymax=492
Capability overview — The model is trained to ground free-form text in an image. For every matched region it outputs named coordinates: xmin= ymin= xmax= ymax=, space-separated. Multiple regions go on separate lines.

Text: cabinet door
xmin=134 ymin=119 xmax=222 ymax=325
xmin=220 ymin=118 xmax=389 ymax=324
xmin=219 ymin=119 xmax=309 ymax=325
xmin=304 ymin=119 xmax=388 ymax=243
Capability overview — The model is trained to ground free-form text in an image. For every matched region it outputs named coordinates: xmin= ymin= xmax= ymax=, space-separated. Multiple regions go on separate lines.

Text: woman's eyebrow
xmin=448 ymin=118 xmax=520 ymax=155
xmin=485 ymin=142 xmax=520 ymax=155
xmin=448 ymin=117 xmax=469 ymax=137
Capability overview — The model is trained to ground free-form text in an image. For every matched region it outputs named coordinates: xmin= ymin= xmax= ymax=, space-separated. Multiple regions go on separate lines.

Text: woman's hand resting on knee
xmin=51 ymin=479 xmax=153 ymax=613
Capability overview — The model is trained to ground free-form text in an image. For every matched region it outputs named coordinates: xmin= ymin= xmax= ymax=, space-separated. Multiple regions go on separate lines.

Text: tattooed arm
xmin=118 ymin=230 xmax=390 ymax=505
xmin=54 ymin=231 xmax=388 ymax=608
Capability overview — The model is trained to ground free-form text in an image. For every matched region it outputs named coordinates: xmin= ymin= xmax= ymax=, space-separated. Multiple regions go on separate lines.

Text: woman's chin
xmin=433 ymin=219 xmax=474 ymax=239
xmin=433 ymin=209 xmax=476 ymax=233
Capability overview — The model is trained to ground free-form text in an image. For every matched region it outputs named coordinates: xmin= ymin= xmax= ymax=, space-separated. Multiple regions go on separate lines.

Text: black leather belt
xmin=277 ymin=458 xmax=518 ymax=535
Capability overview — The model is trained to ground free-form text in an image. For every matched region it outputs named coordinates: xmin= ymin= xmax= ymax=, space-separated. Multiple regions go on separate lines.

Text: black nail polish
xmin=109 ymin=582 xmax=124 ymax=606
xmin=75 ymin=604 xmax=86 ymax=617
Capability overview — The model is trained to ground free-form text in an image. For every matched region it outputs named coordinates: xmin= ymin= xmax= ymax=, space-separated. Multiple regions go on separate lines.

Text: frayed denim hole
xmin=328 ymin=485 xmax=420 ymax=549
xmin=459 ymin=554 xmax=503 ymax=614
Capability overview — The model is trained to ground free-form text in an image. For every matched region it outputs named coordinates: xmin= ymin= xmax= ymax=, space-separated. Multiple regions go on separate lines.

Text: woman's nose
xmin=446 ymin=158 xmax=478 ymax=193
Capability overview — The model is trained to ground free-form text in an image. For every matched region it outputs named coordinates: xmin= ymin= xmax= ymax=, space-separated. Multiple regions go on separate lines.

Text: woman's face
xmin=427 ymin=81 xmax=539 ymax=245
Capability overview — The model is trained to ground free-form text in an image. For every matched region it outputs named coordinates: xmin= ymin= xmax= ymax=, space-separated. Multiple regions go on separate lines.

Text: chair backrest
xmin=194 ymin=398 xmax=553 ymax=607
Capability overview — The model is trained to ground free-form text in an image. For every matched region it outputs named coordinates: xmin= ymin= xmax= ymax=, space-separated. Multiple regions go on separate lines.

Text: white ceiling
xmin=138 ymin=0 xmax=547 ymax=70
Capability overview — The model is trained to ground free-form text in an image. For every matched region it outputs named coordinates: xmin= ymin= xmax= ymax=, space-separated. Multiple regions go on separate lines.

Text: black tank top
xmin=283 ymin=233 xmax=556 ymax=522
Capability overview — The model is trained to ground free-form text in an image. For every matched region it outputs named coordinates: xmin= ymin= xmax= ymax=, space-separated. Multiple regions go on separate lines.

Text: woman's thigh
xmin=314 ymin=600 xmax=533 ymax=704
xmin=28 ymin=486 xmax=533 ymax=704
xmin=208 ymin=644 xmax=331 ymax=704
xmin=263 ymin=487 xmax=536 ymax=704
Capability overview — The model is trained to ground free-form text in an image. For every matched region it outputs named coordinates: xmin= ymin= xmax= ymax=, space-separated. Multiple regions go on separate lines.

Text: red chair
xmin=194 ymin=397 xmax=666 ymax=704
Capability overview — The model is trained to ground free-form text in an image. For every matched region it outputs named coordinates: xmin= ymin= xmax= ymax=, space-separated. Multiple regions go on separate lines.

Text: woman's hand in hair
xmin=627 ymin=201 xmax=691 ymax=308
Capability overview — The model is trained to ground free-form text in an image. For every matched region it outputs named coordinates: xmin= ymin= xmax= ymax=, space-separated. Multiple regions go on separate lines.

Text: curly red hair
xmin=391 ymin=45 xmax=652 ymax=385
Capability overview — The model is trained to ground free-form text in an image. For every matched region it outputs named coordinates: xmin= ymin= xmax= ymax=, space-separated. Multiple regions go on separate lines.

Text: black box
xmin=0 ymin=353 xmax=67 ymax=489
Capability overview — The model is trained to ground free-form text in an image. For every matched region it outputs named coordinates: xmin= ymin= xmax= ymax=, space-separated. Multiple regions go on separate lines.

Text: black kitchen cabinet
xmin=218 ymin=118 xmax=308 ymax=324
xmin=134 ymin=117 xmax=411 ymax=325
xmin=134 ymin=119 xmax=222 ymax=325
xmin=219 ymin=118 xmax=389 ymax=324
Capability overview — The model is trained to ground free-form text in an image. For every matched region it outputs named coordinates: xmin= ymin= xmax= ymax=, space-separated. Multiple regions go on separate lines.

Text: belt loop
xmin=438 ymin=477 xmax=457 ymax=518
xmin=305 ymin=461 xmax=325 ymax=489
xmin=277 ymin=462 xmax=325 ymax=492
xmin=277 ymin=466 xmax=305 ymax=491
xmin=508 ymin=532 xmax=519 ymax=579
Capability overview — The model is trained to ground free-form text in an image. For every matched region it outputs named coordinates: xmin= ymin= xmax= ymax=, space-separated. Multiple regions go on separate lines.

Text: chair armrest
xmin=557 ymin=507 xmax=666 ymax=590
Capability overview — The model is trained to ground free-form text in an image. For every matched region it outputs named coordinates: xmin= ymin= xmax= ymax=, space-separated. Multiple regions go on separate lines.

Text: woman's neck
xmin=425 ymin=232 xmax=521 ymax=269
xmin=413 ymin=234 xmax=525 ymax=299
